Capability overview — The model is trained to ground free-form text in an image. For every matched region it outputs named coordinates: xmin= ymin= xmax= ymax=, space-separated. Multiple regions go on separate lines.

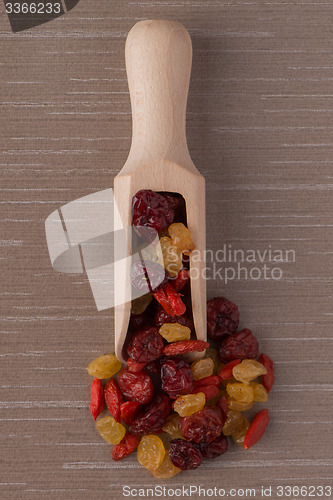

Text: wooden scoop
xmin=114 ymin=20 xmax=206 ymax=363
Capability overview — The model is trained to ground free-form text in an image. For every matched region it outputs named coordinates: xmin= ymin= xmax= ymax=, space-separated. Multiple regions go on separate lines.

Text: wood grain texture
xmin=1 ymin=1 xmax=332 ymax=499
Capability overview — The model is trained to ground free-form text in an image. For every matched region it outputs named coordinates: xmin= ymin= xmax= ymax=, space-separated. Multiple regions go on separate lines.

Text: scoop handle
xmin=125 ymin=20 xmax=192 ymax=163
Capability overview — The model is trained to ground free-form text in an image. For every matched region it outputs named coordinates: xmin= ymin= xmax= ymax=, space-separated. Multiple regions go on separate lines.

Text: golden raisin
xmin=150 ymin=453 xmax=181 ymax=479
xmin=226 ymin=382 xmax=254 ymax=404
xmin=87 ymin=354 xmax=122 ymax=379
xmin=227 ymin=397 xmax=254 ymax=412
xmin=232 ymin=359 xmax=267 ymax=384
xmin=223 ymin=410 xmax=248 ymax=438
xmin=191 ymin=358 xmax=214 ymax=381
xmin=159 ymin=236 xmax=183 ymax=277
xmin=250 ymin=382 xmax=268 ymax=402
xmin=137 ymin=435 xmax=165 ymax=471
xmin=231 ymin=414 xmax=250 ymax=446
xmin=168 ymin=223 xmax=195 ymax=255
xmin=131 ymin=293 xmax=152 ymax=314
xmin=159 ymin=323 xmax=191 ymax=343
xmin=162 ymin=414 xmax=185 ymax=440
xmin=173 ymin=393 xmax=206 ymax=417
xmin=96 ymin=416 xmax=126 ymax=445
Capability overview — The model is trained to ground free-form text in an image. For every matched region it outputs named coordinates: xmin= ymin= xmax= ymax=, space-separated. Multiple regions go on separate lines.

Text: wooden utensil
xmin=114 ymin=19 xmax=206 ymax=363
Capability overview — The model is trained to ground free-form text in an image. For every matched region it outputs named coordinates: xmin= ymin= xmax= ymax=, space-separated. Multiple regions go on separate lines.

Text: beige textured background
xmin=1 ymin=1 xmax=332 ymax=499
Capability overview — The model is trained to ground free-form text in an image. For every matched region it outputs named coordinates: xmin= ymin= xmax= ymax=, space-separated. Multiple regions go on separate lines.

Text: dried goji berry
xmin=117 ymin=368 xmax=154 ymax=405
xmin=120 ymin=401 xmax=141 ymax=426
xmin=192 ymin=385 xmax=219 ymax=401
xmin=218 ymin=359 xmax=241 ymax=381
xmin=90 ymin=377 xmax=105 ymax=421
xmin=172 ymin=269 xmax=190 ymax=292
xmin=258 ymin=353 xmax=275 ymax=393
xmin=127 ymin=357 xmax=147 ymax=373
xmin=104 ymin=378 xmax=123 ymax=423
xmin=163 ymin=340 xmax=209 ymax=356
xmin=112 ymin=433 xmax=140 ymax=461
xmin=127 ymin=326 xmax=164 ymax=363
xmin=244 ymin=409 xmax=270 ymax=450
xmin=194 ymin=375 xmax=221 ymax=388
xmin=153 ymin=282 xmax=186 ymax=317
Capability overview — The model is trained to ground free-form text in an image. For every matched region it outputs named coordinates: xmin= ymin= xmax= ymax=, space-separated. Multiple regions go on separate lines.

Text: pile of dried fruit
xmin=86 ymin=190 xmax=275 ymax=478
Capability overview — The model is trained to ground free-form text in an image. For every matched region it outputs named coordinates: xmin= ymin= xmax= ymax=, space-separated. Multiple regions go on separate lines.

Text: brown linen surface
xmin=1 ymin=1 xmax=332 ymax=499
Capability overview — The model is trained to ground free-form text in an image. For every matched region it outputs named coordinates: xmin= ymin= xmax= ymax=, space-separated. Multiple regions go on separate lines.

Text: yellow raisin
xmin=250 ymin=382 xmax=268 ymax=402
xmin=227 ymin=397 xmax=254 ymax=412
xmin=87 ymin=353 xmax=122 ymax=379
xmin=159 ymin=323 xmax=191 ymax=343
xmin=191 ymin=358 xmax=214 ymax=381
xmin=223 ymin=410 xmax=246 ymax=436
xmin=162 ymin=414 xmax=185 ymax=440
xmin=168 ymin=223 xmax=195 ymax=255
xmin=173 ymin=393 xmax=206 ymax=417
xmin=159 ymin=236 xmax=183 ymax=277
xmin=231 ymin=415 xmax=250 ymax=446
xmin=131 ymin=293 xmax=152 ymax=314
xmin=150 ymin=453 xmax=181 ymax=479
xmin=204 ymin=347 xmax=220 ymax=374
xmin=226 ymin=382 xmax=254 ymax=404
xmin=232 ymin=359 xmax=267 ymax=384
xmin=137 ymin=435 xmax=165 ymax=471
xmin=96 ymin=416 xmax=126 ymax=445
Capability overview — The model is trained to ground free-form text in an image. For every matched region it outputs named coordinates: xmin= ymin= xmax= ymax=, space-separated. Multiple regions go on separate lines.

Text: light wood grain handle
xmin=125 ymin=20 xmax=192 ymax=162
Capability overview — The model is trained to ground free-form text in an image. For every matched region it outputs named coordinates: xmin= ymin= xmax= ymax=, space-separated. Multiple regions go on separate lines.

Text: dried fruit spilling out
xmin=86 ymin=190 xmax=274 ymax=478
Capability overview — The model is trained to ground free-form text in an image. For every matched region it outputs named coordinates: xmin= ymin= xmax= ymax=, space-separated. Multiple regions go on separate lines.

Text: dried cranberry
xmin=218 ymin=329 xmax=259 ymax=364
xmin=169 ymin=439 xmax=202 ymax=470
xmin=161 ymin=358 xmax=194 ymax=397
xmin=179 ymin=407 xmax=223 ymax=443
xmin=127 ymin=326 xmax=164 ymax=363
xmin=120 ymin=401 xmax=141 ymax=426
xmin=131 ymin=260 xmax=168 ymax=294
xmin=129 ymin=309 xmax=151 ymax=332
xmin=154 ymin=305 xmax=194 ymax=332
xmin=160 ymin=192 xmax=185 ymax=222
xmin=144 ymin=359 xmax=161 ymax=376
xmin=216 ymin=394 xmax=228 ymax=419
xmin=199 ymin=434 xmax=228 ymax=459
xmin=207 ymin=297 xmax=239 ymax=340
xmin=171 ymin=269 xmax=190 ymax=292
xmin=258 ymin=353 xmax=275 ymax=393
xmin=129 ymin=393 xmax=171 ymax=435
xmin=127 ymin=358 xmax=147 ymax=373
xmin=117 ymin=368 xmax=154 ymax=405
xmin=132 ymin=190 xmax=174 ymax=240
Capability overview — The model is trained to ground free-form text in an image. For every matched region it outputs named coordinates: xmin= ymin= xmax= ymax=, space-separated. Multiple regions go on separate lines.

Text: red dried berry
xmin=132 ymin=190 xmax=174 ymax=240
xmin=154 ymin=306 xmax=194 ymax=332
xmin=169 ymin=439 xmax=202 ymax=470
xmin=163 ymin=340 xmax=209 ymax=356
xmin=117 ymin=368 xmax=154 ymax=405
xmin=153 ymin=282 xmax=186 ymax=317
xmin=192 ymin=384 xmax=219 ymax=401
xmin=129 ymin=393 xmax=171 ymax=435
xmin=161 ymin=358 xmax=194 ymax=397
xmin=144 ymin=360 xmax=161 ymax=376
xmin=199 ymin=434 xmax=228 ymax=459
xmin=127 ymin=358 xmax=147 ymax=373
xmin=179 ymin=407 xmax=224 ymax=443
xmin=207 ymin=297 xmax=239 ymax=340
xmin=244 ymin=409 xmax=270 ymax=450
xmin=160 ymin=192 xmax=185 ymax=222
xmin=112 ymin=433 xmax=140 ymax=461
xmin=258 ymin=353 xmax=275 ymax=393
xmin=90 ymin=378 xmax=105 ymax=421
xmin=194 ymin=375 xmax=221 ymax=388
xmin=171 ymin=269 xmax=190 ymax=292
xmin=127 ymin=326 xmax=164 ymax=363
xmin=104 ymin=378 xmax=123 ymax=423
xmin=216 ymin=394 xmax=228 ymax=419
xmin=131 ymin=260 xmax=168 ymax=294
xmin=218 ymin=329 xmax=259 ymax=364
xmin=120 ymin=401 xmax=141 ymax=426
xmin=129 ymin=309 xmax=151 ymax=332
xmin=218 ymin=359 xmax=241 ymax=381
